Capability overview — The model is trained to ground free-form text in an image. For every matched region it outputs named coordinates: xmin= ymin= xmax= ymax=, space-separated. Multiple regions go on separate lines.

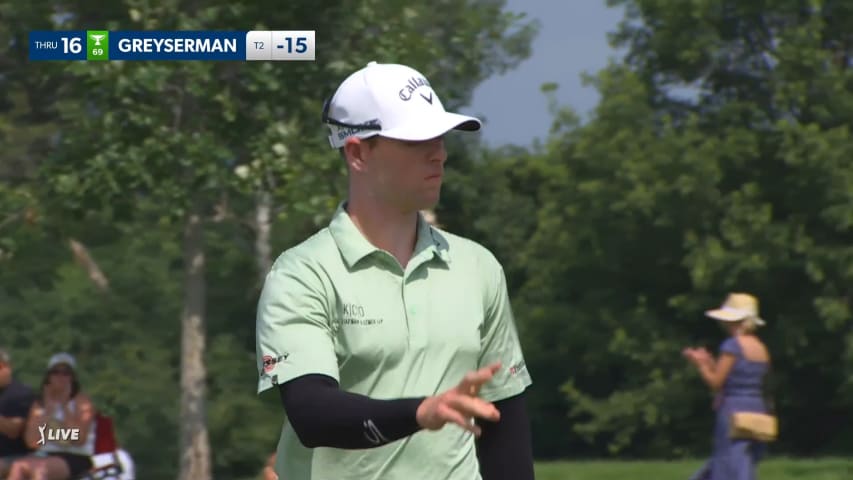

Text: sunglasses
xmin=48 ymin=368 xmax=73 ymax=376
xmin=321 ymin=97 xmax=382 ymax=132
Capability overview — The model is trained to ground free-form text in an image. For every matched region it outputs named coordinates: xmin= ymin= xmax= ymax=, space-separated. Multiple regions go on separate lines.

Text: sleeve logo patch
xmin=509 ymin=360 xmax=526 ymax=376
xmin=262 ymin=353 xmax=290 ymax=374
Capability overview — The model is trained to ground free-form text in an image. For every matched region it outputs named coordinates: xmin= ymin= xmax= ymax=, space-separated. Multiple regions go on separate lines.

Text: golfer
xmin=255 ymin=61 xmax=534 ymax=480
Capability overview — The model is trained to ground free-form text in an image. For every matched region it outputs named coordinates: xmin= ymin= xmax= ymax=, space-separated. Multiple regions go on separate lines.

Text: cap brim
xmin=48 ymin=353 xmax=77 ymax=370
xmin=379 ymin=111 xmax=482 ymax=142
xmin=705 ymin=309 xmax=745 ymax=322
xmin=705 ymin=309 xmax=766 ymax=326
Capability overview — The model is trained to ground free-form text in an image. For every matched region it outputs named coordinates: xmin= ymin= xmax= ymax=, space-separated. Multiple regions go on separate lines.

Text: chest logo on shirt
xmin=338 ymin=302 xmax=384 ymax=327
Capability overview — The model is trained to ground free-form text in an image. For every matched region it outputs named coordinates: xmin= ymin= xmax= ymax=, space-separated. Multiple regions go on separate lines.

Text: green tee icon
xmin=87 ymin=30 xmax=109 ymax=61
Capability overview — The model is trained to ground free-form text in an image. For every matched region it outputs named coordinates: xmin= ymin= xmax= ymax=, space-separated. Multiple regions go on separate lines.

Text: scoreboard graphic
xmin=29 ymin=30 xmax=316 ymax=61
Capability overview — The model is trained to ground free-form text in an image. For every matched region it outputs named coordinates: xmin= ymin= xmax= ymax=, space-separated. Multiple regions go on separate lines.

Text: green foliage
xmin=475 ymin=0 xmax=853 ymax=458
xmin=444 ymin=0 xmax=853 ymax=459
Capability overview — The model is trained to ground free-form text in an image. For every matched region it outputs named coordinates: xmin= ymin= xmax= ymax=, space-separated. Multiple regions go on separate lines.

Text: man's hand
xmin=32 ymin=404 xmax=46 ymax=419
xmin=262 ymin=466 xmax=279 ymax=480
xmin=261 ymin=452 xmax=278 ymax=480
xmin=416 ymin=363 xmax=502 ymax=437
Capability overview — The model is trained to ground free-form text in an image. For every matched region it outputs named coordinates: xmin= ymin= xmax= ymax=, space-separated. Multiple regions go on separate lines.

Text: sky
xmin=461 ymin=1 xmax=626 ymax=148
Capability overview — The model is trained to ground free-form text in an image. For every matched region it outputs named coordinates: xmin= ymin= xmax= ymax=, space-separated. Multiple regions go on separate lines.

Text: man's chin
xmin=396 ymin=191 xmax=440 ymax=214
xmin=417 ymin=199 xmax=440 ymax=212
xmin=418 ymin=189 xmax=441 ymax=209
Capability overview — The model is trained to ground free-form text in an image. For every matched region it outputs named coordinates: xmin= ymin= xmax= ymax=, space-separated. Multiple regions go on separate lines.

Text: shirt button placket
xmin=402 ymin=276 xmax=426 ymax=347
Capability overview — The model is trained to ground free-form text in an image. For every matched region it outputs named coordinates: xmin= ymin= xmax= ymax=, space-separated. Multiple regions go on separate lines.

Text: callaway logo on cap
xmin=322 ymin=61 xmax=482 ymax=148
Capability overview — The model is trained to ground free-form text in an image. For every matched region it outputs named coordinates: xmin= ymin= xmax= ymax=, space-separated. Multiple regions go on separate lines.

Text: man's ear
xmin=343 ymin=137 xmax=370 ymax=173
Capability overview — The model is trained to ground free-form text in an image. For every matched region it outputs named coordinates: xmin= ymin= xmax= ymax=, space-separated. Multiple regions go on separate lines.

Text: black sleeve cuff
xmin=278 ymin=374 xmax=425 ymax=449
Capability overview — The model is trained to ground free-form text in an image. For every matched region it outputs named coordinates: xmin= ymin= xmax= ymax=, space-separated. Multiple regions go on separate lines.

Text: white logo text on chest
xmin=340 ymin=302 xmax=384 ymax=326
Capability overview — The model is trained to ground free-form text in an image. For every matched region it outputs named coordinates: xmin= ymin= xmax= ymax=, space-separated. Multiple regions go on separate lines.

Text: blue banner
xmin=109 ymin=31 xmax=245 ymax=61
xmin=29 ymin=30 xmax=315 ymax=62
xmin=29 ymin=31 xmax=88 ymax=61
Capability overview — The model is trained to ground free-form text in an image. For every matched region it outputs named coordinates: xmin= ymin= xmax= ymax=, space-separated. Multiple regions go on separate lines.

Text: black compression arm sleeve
xmin=278 ymin=374 xmax=425 ymax=449
xmin=475 ymin=392 xmax=535 ymax=480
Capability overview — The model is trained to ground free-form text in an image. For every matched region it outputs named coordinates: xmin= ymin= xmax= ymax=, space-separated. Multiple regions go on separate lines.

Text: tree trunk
xmin=178 ymin=208 xmax=211 ymax=480
xmin=255 ymin=190 xmax=274 ymax=285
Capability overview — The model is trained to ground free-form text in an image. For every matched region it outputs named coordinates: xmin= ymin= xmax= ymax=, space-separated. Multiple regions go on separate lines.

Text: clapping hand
xmin=682 ymin=347 xmax=713 ymax=366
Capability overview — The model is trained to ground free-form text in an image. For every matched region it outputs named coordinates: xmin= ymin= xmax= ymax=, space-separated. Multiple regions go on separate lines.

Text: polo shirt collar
xmin=329 ymin=202 xmax=450 ymax=268
xmin=414 ymin=209 xmax=451 ymax=265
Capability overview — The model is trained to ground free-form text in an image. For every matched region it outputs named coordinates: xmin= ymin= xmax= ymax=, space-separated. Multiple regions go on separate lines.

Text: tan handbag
xmin=729 ymin=412 xmax=778 ymax=442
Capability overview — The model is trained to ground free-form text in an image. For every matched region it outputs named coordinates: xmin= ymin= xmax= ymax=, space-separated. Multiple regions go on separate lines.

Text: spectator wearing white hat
xmin=8 ymin=353 xmax=96 ymax=480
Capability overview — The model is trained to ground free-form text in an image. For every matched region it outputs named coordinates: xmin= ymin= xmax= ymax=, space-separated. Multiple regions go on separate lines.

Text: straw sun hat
xmin=705 ymin=293 xmax=766 ymax=327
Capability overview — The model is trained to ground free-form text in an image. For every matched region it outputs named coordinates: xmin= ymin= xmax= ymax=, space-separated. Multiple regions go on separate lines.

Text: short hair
xmin=0 ymin=347 xmax=10 ymax=365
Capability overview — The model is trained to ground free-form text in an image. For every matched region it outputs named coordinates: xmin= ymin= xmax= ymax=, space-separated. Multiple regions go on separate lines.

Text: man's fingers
xmin=447 ymin=394 xmax=500 ymax=422
xmin=457 ymin=363 xmax=503 ymax=395
xmin=422 ymin=363 xmax=505 ymax=435
xmin=486 ymin=361 xmax=502 ymax=373
xmin=439 ymin=404 xmax=483 ymax=436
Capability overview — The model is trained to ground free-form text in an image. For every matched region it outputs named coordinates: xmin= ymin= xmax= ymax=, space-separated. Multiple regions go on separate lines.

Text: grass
xmin=534 ymin=458 xmax=853 ymax=480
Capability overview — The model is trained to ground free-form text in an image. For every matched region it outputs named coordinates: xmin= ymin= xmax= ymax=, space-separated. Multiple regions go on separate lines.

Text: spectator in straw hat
xmin=683 ymin=293 xmax=772 ymax=480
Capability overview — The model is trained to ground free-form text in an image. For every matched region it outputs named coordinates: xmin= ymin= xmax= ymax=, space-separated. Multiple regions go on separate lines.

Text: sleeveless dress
xmin=690 ymin=337 xmax=770 ymax=480
xmin=38 ymin=398 xmax=96 ymax=476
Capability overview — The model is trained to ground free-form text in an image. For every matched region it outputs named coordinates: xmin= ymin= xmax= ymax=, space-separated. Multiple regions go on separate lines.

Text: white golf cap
xmin=323 ymin=61 xmax=482 ymax=148
xmin=47 ymin=352 xmax=77 ymax=370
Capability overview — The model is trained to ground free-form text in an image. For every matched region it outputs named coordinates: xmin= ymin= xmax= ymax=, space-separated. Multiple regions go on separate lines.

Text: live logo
xmin=47 ymin=428 xmax=80 ymax=441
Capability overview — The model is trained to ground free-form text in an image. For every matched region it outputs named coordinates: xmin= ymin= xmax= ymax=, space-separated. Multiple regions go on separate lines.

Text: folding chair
xmin=74 ymin=412 xmax=131 ymax=480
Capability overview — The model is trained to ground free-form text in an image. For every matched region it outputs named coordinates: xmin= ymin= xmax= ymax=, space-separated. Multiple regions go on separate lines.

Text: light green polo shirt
xmin=255 ymin=203 xmax=532 ymax=480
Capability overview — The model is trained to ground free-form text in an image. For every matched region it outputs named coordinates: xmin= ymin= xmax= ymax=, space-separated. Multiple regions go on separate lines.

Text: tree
xmin=490 ymin=0 xmax=853 ymax=457
xmin=607 ymin=0 xmax=853 ymax=454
